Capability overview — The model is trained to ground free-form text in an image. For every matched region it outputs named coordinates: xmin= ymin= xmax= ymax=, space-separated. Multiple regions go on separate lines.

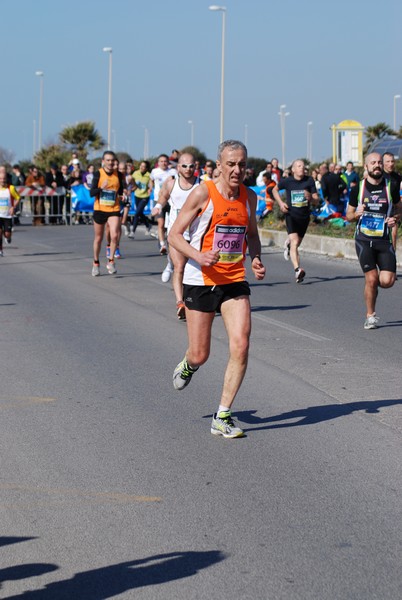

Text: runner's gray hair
xmin=217 ymin=140 xmax=247 ymax=161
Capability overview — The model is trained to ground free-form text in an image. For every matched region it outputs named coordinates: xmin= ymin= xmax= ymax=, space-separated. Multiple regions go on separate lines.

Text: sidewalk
xmin=258 ymin=228 xmax=402 ymax=267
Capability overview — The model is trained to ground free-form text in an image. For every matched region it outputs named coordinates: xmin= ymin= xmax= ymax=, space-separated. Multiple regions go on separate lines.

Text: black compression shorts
xmin=355 ymin=239 xmax=396 ymax=273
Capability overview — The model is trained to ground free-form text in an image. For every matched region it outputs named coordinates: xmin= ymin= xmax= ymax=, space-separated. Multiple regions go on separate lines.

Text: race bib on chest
xmin=100 ymin=189 xmax=117 ymax=206
xmin=213 ymin=225 xmax=246 ymax=263
xmin=360 ymin=212 xmax=385 ymax=237
xmin=0 ymin=190 xmax=10 ymax=215
xmin=290 ymin=190 xmax=307 ymax=208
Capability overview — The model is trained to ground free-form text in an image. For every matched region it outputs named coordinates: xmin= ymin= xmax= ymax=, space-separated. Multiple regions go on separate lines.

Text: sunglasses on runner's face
xmin=180 ymin=163 xmax=195 ymax=169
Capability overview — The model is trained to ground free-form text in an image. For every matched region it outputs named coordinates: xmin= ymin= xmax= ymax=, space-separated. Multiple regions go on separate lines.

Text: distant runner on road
xmin=90 ymin=151 xmax=125 ymax=276
xmin=346 ymin=152 xmax=401 ymax=330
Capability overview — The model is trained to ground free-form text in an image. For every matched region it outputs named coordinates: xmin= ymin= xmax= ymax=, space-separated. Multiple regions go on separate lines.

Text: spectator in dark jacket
xmin=45 ymin=164 xmax=64 ymax=224
xmin=321 ymin=162 xmax=347 ymax=213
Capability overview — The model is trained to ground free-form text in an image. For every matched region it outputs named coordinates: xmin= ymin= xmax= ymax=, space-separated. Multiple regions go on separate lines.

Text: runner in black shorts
xmin=183 ymin=281 xmax=250 ymax=313
xmin=276 ymin=159 xmax=319 ymax=283
xmin=168 ymin=140 xmax=265 ymax=439
xmin=89 ymin=151 xmax=126 ymax=276
xmin=347 ymin=152 xmax=401 ymax=329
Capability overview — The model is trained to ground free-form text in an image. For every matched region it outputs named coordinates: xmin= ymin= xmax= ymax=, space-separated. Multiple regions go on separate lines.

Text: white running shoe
xmin=364 ymin=314 xmax=379 ymax=330
xmin=160 ymin=243 xmax=167 ymax=255
xmin=106 ymin=262 xmax=117 ymax=275
xmin=0 ymin=250 xmax=3 ymax=257
xmin=161 ymin=264 xmax=173 ymax=283
xmin=92 ymin=263 xmax=100 ymax=277
xmin=295 ymin=268 xmax=305 ymax=283
xmin=128 ymin=231 xmax=135 ymax=239
xmin=211 ymin=412 xmax=244 ymax=438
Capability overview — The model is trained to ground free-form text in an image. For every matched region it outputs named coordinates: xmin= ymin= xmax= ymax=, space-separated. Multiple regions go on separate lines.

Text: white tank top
xmin=167 ymin=176 xmax=200 ymax=235
xmin=0 ymin=187 xmax=13 ymax=218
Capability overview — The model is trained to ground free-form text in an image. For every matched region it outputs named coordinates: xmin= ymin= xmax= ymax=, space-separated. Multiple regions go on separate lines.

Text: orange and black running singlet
xmin=183 ymin=180 xmax=250 ymax=286
xmin=93 ymin=168 xmax=121 ymax=212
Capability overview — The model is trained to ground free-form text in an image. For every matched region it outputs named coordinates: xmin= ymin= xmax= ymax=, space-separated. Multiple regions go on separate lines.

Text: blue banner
xmin=71 ymin=185 xmax=153 ymax=215
xmin=71 ymin=184 xmax=267 ymax=216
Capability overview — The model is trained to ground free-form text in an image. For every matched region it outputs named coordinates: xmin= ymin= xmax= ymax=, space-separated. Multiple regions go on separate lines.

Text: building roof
xmin=367 ymin=135 xmax=402 ymax=159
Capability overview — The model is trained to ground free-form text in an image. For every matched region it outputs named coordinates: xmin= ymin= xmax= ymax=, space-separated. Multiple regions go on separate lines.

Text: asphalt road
xmin=1 ymin=222 xmax=402 ymax=599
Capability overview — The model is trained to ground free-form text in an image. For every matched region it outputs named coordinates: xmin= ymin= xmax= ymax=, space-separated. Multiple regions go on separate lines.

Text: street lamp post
xmin=188 ymin=120 xmax=194 ymax=146
xmin=307 ymin=121 xmax=313 ymax=162
xmin=143 ymin=127 xmax=149 ymax=159
xmin=103 ymin=47 xmax=113 ymax=150
xmin=33 ymin=119 xmax=36 ymax=157
xmin=209 ymin=5 xmax=226 ymax=143
xmin=393 ymin=94 xmax=401 ymax=131
xmin=35 ymin=71 xmax=44 ymax=151
xmin=278 ymin=104 xmax=290 ymax=169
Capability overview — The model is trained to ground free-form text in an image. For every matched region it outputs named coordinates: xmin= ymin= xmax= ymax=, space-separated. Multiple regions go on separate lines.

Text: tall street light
xmin=209 ymin=5 xmax=226 ymax=143
xmin=103 ymin=47 xmax=113 ymax=149
xmin=188 ymin=120 xmax=194 ymax=146
xmin=278 ymin=104 xmax=290 ymax=169
xmin=143 ymin=127 xmax=149 ymax=159
xmin=393 ymin=94 xmax=401 ymax=131
xmin=35 ymin=71 xmax=44 ymax=151
xmin=307 ymin=121 xmax=313 ymax=162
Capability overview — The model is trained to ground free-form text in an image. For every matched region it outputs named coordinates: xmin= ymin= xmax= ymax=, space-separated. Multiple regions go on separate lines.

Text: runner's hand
xmin=386 ymin=216 xmax=398 ymax=228
xmin=198 ymin=250 xmax=220 ymax=267
xmin=252 ymin=256 xmax=265 ymax=280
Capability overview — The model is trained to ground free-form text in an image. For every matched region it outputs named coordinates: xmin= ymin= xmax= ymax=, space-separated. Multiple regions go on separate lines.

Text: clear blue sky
xmin=2 ymin=0 xmax=401 ymax=165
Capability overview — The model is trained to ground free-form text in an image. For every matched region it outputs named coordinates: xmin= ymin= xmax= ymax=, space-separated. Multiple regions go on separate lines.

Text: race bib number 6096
xmin=213 ymin=225 xmax=246 ymax=263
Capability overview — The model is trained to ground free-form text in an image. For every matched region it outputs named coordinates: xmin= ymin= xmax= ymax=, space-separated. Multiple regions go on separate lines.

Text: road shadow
xmin=248 ymin=281 xmax=289 ymax=288
xmin=235 ymin=399 xmax=402 ymax=431
xmin=302 ymin=274 xmax=363 ymax=286
xmin=0 ymin=537 xmax=58 ymax=592
xmin=0 ymin=537 xmax=36 ymax=548
xmin=381 ymin=320 xmax=402 ymax=328
xmin=21 ymin=252 xmax=74 ymax=257
xmin=114 ymin=271 xmax=163 ymax=279
xmin=0 ymin=564 xmax=58 ymax=587
xmin=251 ymin=304 xmax=310 ymax=313
xmin=5 ymin=550 xmax=224 ymax=599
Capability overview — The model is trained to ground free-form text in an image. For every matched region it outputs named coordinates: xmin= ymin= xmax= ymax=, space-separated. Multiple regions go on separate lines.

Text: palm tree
xmin=59 ymin=121 xmax=105 ymax=162
xmin=364 ymin=122 xmax=394 ymax=153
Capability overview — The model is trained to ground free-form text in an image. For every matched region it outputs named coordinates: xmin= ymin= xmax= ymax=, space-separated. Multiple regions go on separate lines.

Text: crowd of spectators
xmin=0 ymin=148 xmax=368 ymax=229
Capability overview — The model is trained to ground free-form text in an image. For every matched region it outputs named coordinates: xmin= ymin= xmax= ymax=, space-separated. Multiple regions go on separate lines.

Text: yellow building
xmin=330 ymin=120 xmax=364 ymax=166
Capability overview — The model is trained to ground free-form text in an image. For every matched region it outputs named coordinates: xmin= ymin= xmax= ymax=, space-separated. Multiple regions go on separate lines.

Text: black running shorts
xmin=183 ymin=281 xmax=251 ymax=313
xmin=355 ymin=239 xmax=396 ymax=273
xmin=285 ymin=213 xmax=310 ymax=238
xmin=92 ymin=210 xmax=121 ymax=225
xmin=0 ymin=218 xmax=12 ymax=233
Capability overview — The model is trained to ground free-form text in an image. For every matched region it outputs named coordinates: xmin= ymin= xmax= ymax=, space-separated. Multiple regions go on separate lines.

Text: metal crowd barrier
xmin=15 ymin=186 xmax=70 ymax=225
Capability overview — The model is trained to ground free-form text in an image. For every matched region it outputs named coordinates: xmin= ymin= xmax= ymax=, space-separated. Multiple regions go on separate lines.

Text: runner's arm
xmin=346 ymin=185 xmax=363 ymax=221
xmin=151 ymin=178 xmax=174 ymax=215
xmin=89 ymin=171 xmax=101 ymax=197
xmin=273 ymin=184 xmax=288 ymax=213
xmin=168 ymin=184 xmax=220 ymax=267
